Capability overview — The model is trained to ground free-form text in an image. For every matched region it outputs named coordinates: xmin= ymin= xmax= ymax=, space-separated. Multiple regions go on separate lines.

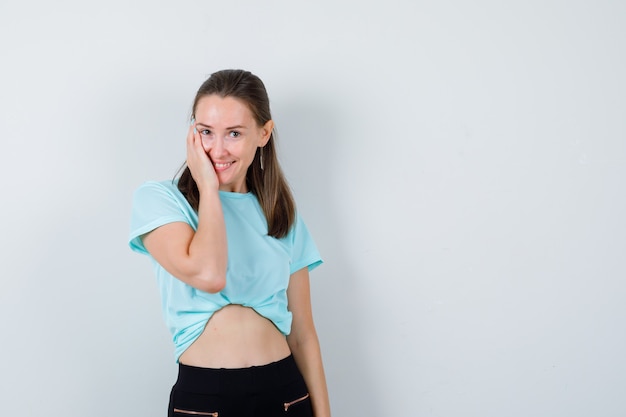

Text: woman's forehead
xmin=195 ymin=95 xmax=255 ymax=126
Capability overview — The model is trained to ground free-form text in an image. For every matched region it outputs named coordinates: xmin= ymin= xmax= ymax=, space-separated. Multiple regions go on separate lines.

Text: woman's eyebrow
xmin=196 ymin=123 xmax=248 ymax=130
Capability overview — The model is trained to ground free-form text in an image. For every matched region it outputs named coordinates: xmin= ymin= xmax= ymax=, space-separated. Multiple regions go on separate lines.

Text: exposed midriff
xmin=178 ymin=304 xmax=291 ymax=368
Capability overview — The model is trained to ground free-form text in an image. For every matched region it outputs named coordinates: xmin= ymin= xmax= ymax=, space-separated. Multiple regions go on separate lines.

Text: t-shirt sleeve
xmin=289 ymin=213 xmax=323 ymax=274
xmin=128 ymin=181 xmax=191 ymax=255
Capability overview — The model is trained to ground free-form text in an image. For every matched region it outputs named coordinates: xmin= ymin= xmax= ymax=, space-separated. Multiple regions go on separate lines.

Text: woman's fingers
xmin=186 ymin=122 xmax=219 ymax=191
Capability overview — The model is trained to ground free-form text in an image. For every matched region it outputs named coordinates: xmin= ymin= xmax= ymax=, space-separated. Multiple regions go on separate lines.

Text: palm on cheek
xmin=187 ymin=124 xmax=219 ymax=191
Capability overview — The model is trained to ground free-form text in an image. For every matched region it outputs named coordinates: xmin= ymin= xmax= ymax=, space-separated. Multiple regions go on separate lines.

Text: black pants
xmin=168 ymin=355 xmax=313 ymax=417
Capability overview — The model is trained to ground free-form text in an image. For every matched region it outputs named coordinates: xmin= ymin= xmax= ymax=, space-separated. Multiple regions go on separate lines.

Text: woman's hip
xmin=168 ymin=355 xmax=312 ymax=417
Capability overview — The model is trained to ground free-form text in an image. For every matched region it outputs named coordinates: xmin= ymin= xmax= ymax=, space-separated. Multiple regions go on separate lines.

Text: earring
xmin=259 ymin=148 xmax=264 ymax=170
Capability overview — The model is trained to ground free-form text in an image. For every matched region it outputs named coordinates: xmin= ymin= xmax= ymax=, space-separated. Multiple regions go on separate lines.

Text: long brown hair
xmin=177 ymin=69 xmax=296 ymax=238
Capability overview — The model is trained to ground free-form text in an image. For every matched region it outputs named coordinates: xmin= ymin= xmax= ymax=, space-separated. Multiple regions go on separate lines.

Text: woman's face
xmin=193 ymin=94 xmax=273 ymax=193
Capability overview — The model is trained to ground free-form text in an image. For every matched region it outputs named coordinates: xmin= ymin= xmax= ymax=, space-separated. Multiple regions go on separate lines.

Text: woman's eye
xmin=229 ymin=131 xmax=241 ymax=138
xmin=200 ymin=129 xmax=211 ymax=136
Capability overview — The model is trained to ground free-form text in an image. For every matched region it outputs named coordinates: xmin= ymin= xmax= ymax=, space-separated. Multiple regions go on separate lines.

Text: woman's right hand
xmin=141 ymin=122 xmax=228 ymax=294
xmin=186 ymin=122 xmax=219 ymax=193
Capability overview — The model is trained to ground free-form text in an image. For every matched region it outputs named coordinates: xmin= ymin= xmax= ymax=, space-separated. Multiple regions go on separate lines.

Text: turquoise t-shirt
xmin=128 ymin=180 xmax=322 ymax=362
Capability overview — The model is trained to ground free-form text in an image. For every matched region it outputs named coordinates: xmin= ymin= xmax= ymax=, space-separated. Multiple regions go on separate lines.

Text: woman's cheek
xmin=201 ymin=136 xmax=211 ymax=151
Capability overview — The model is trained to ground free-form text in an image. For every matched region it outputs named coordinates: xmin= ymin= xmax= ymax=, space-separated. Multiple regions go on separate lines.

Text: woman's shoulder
xmin=134 ymin=179 xmax=181 ymax=195
xmin=132 ymin=179 xmax=188 ymax=206
xmin=136 ymin=178 xmax=179 ymax=190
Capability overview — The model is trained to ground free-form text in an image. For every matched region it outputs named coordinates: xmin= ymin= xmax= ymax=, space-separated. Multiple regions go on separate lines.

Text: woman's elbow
xmin=185 ymin=267 xmax=226 ymax=293
xmin=196 ymin=274 xmax=226 ymax=293
xmin=287 ymin=325 xmax=318 ymax=351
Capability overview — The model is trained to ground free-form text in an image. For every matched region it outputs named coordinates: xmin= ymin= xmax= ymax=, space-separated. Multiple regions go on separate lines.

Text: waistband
xmin=173 ymin=355 xmax=302 ymax=395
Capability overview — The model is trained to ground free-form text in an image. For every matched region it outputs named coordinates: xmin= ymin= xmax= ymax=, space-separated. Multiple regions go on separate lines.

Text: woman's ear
xmin=260 ymin=119 xmax=274 ymax=146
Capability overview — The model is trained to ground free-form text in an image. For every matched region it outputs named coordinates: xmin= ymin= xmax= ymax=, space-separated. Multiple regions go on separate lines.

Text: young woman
xmin=129 ymin=69 xmax=331 ymax=417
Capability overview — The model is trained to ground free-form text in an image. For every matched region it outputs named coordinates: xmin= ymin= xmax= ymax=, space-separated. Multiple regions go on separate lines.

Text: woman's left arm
xmin=287 ymin=267 xmax=331 ymax=417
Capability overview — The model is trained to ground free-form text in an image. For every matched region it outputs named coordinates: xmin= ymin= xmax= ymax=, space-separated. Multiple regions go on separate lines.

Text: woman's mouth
xmin=213 ymin=161 xmax=233 ymax=171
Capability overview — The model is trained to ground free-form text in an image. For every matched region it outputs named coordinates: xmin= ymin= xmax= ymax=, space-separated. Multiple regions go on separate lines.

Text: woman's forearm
xmin=289 ymin=333 xmax=331 ymax=417
xmin=186 ymin=188 xmax=227 ymax=292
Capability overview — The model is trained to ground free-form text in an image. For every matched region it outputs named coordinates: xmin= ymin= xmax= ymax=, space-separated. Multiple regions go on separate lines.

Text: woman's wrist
xmin=196 ymin=180 xmax=220 ymax=197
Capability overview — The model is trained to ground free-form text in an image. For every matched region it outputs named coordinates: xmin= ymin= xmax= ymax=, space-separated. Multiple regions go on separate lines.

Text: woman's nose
xmin=207 ymin=137 xmax=226 ymax=156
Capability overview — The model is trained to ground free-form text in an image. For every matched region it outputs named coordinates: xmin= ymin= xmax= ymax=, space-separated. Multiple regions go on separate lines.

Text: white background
xmin=1 ymin=1 xmax=625 ymax=416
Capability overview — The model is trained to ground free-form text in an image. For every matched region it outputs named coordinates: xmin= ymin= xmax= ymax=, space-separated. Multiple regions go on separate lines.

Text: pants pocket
xmin=173 ymin=408 xmax=218 ymax=416
xmin=169 ymin=390 xmax=221 ymax=417
xmin=283 ymin=392 xmax=312 ymax=414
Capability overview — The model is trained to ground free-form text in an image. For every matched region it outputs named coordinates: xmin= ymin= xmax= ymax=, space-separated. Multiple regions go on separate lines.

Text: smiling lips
xmin=213 ymin=161 xmax=233 ymax=171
